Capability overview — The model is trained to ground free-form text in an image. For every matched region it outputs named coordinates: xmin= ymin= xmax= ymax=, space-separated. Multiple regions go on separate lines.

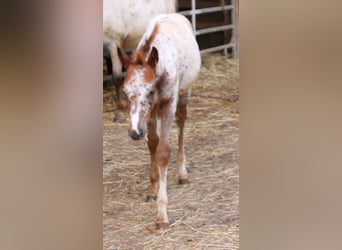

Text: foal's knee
xmin=157 ymin=143 xmax=171 ymax=166
xmin=147 ymin=134 xmax=159 ymax=153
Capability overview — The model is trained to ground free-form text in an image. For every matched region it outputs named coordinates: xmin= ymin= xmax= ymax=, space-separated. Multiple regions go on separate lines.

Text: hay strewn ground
xmin=103 ymin=53 xmax=239 ymax=250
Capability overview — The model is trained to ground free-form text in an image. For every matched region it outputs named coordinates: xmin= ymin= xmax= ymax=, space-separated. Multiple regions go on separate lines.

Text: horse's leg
xmin=176 ymin=90 xmax=190 ymax=185
xmin=103 ymin=47 xmax=112 ymax=89
xmin=108 ymin=42 xmax=126 ymax=122
xmin=155 ymin=100 xmax=173 ymax=230
xmin=146 ymin=107 xmax=159 ymax=201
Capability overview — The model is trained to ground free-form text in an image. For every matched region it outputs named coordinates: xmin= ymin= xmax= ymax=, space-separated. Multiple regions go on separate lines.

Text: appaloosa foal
xmin=118 ymin=13 xmax=201 ymax=230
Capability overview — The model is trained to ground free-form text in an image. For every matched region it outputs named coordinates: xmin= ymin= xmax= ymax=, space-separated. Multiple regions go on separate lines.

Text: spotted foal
xmin=118 ymin=13 xmax=201 ymax=230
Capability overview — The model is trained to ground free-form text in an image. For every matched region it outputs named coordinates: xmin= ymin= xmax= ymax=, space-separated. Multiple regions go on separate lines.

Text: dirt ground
xmin=103 ymin=53 xmax=239 ymax=250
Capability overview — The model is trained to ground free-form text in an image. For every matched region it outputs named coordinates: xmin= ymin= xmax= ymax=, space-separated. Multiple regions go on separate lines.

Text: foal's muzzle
xmin=128 ymin=128 xmax=145 ymax=140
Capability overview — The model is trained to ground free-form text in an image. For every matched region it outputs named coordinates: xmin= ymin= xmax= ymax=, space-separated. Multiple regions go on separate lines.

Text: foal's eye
xmin=147 ymin=91 xmax=154 ymax=105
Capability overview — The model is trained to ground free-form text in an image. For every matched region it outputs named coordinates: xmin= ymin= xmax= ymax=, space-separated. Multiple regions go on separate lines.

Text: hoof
xmin=156 ymin=222 xmax=169 ymax=230
xmin=146 ymin=195 xmax=157 ymax=202
xmin=178 ymin=178 xmax=190 ymax=185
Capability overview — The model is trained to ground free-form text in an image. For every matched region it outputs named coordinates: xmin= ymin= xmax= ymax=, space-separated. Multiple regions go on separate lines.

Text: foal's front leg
xmin=155 ymin=101 xmax=174 ymax=230
xmin=146 ymin=108 xmax=159 ymax=201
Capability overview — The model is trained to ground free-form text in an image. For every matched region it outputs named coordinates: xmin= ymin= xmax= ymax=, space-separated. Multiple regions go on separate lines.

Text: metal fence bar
xmin=191 ymin=0 xmax=196 ymax=33
xmin=178 ymin=5 xmax=233 ymax=16
xmin=195 ymin=24 xmax=234 ymax=36
xmin=233 ymin=0 xmax=239 ymax=58
xmin=200 ymin=43 xmax=235 ymax=55
xmin=220 ymin=0 xmax=229 ymax=55
xmin=178 ymin=1 xmax=237 ymax=57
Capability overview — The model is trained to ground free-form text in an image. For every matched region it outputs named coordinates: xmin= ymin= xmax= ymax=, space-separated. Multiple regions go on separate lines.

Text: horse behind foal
xmin=103 ymin=0 xmax=176 ymax=122
xmin=118 ymin=13 xmax=201 ymax=230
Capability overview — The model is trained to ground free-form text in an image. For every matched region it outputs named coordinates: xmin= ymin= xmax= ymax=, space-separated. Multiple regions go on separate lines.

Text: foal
xmin=118 ymin=13 xmax=201 ymax=230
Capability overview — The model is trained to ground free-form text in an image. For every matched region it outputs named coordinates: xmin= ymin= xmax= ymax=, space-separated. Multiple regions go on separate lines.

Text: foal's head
xmin=118 ymin=46 xmax=159 ymax=140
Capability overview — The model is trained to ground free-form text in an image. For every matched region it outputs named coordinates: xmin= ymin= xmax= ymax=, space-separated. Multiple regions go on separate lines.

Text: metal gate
xmin=178 ymin=0 xmax=239 ymax=58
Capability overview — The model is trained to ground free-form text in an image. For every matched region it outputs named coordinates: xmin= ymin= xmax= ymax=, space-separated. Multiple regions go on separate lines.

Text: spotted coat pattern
xmin=118 ymin=13 xmax=201 ymax=230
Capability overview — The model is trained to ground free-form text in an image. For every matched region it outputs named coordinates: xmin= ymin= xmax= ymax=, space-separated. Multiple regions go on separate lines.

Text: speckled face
xmin=123 ymin=65 xmax=156 ymax=140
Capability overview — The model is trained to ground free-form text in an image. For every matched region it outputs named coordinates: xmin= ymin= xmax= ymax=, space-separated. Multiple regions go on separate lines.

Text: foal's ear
xmin=117 ymin=47 xmax=131 ymax=69
xmin=147 ymin=47 xmax=159 ymax=70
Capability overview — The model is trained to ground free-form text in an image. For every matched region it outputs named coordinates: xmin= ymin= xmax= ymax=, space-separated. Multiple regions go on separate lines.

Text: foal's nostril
xmin=138 ymin=128 xmax=144 ymax=138
xmin=129 ymin=130 xmax=138 ymax=140
xmin=128 ymin=129 xmax=144 ymax=140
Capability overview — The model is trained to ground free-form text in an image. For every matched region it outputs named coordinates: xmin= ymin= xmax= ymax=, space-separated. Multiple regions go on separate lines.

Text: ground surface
xmin=103 ymin=53 xmax=239 ymax=250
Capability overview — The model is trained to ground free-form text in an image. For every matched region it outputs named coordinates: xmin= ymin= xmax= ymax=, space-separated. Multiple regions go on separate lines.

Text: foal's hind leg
xmin=176 ymin=91 xmax=190 ymax=185
xmin=146 ymin=108 xmax=159 ymax=201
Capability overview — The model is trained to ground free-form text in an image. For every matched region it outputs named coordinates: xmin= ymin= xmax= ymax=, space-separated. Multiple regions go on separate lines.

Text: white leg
xmin=156 ymin=166 xmax=169 ymax=227
xmin=155 ymin=99 xmax=174 ymax=229
xmin=177 ymin=151 xmax=188 ymax=180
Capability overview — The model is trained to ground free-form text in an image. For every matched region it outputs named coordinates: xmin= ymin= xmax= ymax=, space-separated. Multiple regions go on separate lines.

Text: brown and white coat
xmin=118 ymin=13 xmax=201 ymax=230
